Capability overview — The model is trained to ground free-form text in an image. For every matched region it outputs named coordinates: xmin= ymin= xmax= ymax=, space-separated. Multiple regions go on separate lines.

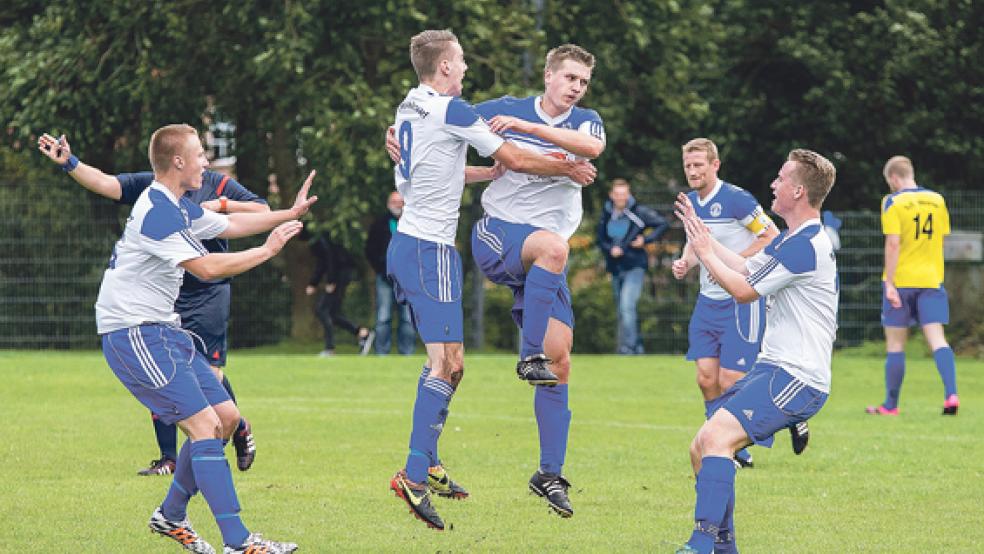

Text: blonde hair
xmin=410 ymin=29 xmax=458 ymax=80
xmin=544 ymin=44 xmax=595 ymax=72
xmin=681 ymin=138 xmax=719 ymax=163
xmin=788 ymin=149 xmax=836 ymax=209
xmin=883 ymin=155 xmax=915 ymax=180
xmin=148 ymin=124 xmax=197 ymax=173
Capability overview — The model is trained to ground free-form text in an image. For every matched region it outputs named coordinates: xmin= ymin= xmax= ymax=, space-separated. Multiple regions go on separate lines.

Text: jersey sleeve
xmin=180 ymin=197 xmax=229 ymax=240
xmin=745 ymin=236 xmax=816 ymax=296
xmin=444 ymin=97 xmax=505 ymax=158
xmin=115 ymin=172 xmax=154 ymax=206
xmin=734 ymin=189 xmax=774 ymax=237
xmin=575 ymin=109 xmax=606 ymax=144
xmin=221 ymin=177 xmax=267 ymax=205
xmin=139 ymin=194 xmax=209 ymax=267
xmin=881 ymin=195 xmax=901 ymax=235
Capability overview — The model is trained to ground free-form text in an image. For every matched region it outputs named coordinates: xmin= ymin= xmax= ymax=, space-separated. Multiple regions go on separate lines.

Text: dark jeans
xmin=314 ymin=282 xmax=360 ymax=350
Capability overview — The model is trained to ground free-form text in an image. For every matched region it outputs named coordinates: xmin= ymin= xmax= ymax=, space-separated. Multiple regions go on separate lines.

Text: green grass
xmin=1 ymin=349 xmax=981 ymax=552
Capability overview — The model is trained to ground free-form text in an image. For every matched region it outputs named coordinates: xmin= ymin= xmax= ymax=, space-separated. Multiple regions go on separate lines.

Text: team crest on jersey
xmin=710 ymin=203 xmax=722 ymax=217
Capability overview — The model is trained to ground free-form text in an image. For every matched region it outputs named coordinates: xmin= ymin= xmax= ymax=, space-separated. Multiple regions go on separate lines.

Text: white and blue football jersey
xmin=688 ymin=180 xmax=774 ymax=300
xmin=745 ymin=220 xmax=839 ymax=392
xmin=476 ymin=96 xmax=605 ymax=239
xmin=393 ymin=84 xmax=505 ymax=245
xmin=95 ymin=182 xmax=228 ymax=334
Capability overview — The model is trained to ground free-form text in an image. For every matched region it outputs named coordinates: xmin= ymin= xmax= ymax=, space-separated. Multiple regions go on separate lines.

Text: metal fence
xmin=1 ymin=181 xmax=981 ymax=352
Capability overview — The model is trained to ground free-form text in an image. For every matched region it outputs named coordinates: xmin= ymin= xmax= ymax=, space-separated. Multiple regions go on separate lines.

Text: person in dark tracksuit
xmin=596 ymin=178 xmax=669 ymax=354
xmin=306 ymin=230 xmax=371 ymax=356
xmin=37 ymin=133 xmax=261 ymax=475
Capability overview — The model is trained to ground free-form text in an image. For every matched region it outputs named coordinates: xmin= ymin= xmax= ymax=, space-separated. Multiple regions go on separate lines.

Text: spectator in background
xmin=305 ymin=228 xmax=372 ymax=356
xmin=822 ymin=210 xmax=842 ymax=251
xmin=365 ymin=191 xmax=416 ymax=355
xmin=596 ymin=179 xmax=668 ymax=354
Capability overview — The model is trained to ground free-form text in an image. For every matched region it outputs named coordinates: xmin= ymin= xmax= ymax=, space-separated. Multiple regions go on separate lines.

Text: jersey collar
xmin=784 ymin=218 xmax=822 ymax=240
xmin=695 ymin=179 xmax=724 ymax=207
xmin=417 ymin=83 xmax=442 ymax=97
xmin=534 ymin=96 xmax=573 ymax=126
xmin=150 ymin=181 xmax=181 ymax=205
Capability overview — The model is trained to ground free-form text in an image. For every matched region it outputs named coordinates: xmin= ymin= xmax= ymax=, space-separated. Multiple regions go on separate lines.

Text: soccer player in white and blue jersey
xmin=671 ymin=138 xmax=779 ymax=467
xmin=386 ymin=30 xmax=597 ymax=531
xmin=94 ymin=123 xmax=315 ymax=554
xmin=470 ymin=44 xmax=605 ymax=518
xmin=674 ymin=149 xmax=838 ymax=554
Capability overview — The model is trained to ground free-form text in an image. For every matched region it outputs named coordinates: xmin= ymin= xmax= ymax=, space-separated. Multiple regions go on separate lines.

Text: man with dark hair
xmin=597 ymin=178 xmax=668 ymax=354
xmin=365 ymin=191 xmax=415 ymax=355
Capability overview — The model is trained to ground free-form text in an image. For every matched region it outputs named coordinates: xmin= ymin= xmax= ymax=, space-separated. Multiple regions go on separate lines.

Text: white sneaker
xmin=224 ymin=533 xmax=298 ymax=553
xmin=317 ymin=349 xmax=335 ymax=358
xmin=359 ymin=330 xmax=375 ymax=356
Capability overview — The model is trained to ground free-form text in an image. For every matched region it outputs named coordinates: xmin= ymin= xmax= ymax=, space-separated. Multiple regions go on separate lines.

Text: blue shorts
xmin=386 ymin=232 xmax=463 ymax=344
xmin=881 ymin=284 xmax=949 ymax=327
xmin=686 ymin=294 xmax=765 ymax=372
xmin=175 ymin=282 xmax=231 ymax=367
xmin=102 ymin=323 xmax=231 ymax=425
xmin=471 ymin=215 xmax=574 ymax=330
xmin=719 ymin=363 xmax=828 ymax=448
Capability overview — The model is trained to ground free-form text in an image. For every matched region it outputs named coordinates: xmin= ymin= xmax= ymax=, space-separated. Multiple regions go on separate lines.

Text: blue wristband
xmin=62 ymin=155 xmax=79 ymax=172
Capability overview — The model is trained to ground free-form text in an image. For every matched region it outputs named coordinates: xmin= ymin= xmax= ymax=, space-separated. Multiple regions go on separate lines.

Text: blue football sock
xmin=883 ymin=352 xmax=905 ymax=410
xmin=190 ymin=438 xmax=249 ymax=547
xmin=406 ymin=377 xmax=453 ymax=483
xmin=687 ymin=456 xmax=736 ymax=554
xmin=520 ymin=266 xmax=563 ymax=359
xmin=220 ymin=374 xmax=238 ymax=404
xmin=152 ymin=414 xmax=178 ymax=461
xmin=161 ymin=439 xmax=198 ymax=521
xmin=416 ymin=366 xmax=442 ymax=465
xmin=933 ymin=347 xmax=958 ymax=397
xmin=535 ymin=384 xmax=571 ymax=475
xmin=716 ymin=487 xmax=737 ymax=553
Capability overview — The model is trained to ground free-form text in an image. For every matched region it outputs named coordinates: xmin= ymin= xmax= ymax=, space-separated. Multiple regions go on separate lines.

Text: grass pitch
xmin=0 ymin=348 xmax=980 ymax=552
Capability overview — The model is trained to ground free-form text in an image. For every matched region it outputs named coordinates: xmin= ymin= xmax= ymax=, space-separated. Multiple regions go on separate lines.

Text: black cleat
xmin=232 ymin=418 xmax=256 ymax=471
xmin=790 ymin=421 xmax=809 ymax=455
xmin=391 ymin=470 xmax=445 ymax=530
xmin=516 ymin=354 xmax=559 ymax=386
xmin=733 ymin=450 xmax=754 ymax=469
xmin=138 ymin=457 xmax=176 ymax=476
xmin=529 ymin=470 xmax=573 ymax=518
xmin=428 ymin=465 xmax=469 ymax=499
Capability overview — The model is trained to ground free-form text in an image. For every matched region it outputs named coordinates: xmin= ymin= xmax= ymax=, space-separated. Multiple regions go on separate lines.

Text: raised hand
xmin=37 ymin=133 xmax=72 ymax=165
xmin=291 ymin=170 xmax=319 ymax=217
xmin=568 ymin=160 xmax=597 ymax=186
xmin=671 ymin=258 xmax=689 ymax=280
xmin=265 ymin=220 xmax=304 ymax=254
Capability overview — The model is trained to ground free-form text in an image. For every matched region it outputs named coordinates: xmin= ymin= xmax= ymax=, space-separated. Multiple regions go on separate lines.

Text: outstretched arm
xmin=37 ymin=134 xmax=122 ymax=200
xmin=182 ymin=221 xmax=302 ymax=280
xmin=219 ymin=171 xmax=318 ymax=238
xmin=487 ymin=116 xmax=605 ymax=159
xmin=491 ymin=142 xmax=596 ymax=186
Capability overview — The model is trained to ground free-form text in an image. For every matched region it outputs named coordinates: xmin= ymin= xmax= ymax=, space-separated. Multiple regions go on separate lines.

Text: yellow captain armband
xmin=742 ymin=207 xmax=774 ymax=236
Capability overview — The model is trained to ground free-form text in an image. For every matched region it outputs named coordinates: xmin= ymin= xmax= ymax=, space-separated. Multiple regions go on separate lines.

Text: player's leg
xmin=917 ymin=286 xmax=959 ymax=413
xmin=139 ymin=413 xmax=178 ymax=476
xmin=869 ymin=284 xmax=914 ymax=415
xmin=519 ymin=229 xmax=569 ymax=361
xmin=530 ymin=316 xmax=575 ymax=517
xmin=374 ymin=274 xmax=395 ymax=354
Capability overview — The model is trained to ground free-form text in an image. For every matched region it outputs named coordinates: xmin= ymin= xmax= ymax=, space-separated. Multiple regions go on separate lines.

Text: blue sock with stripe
xmin=417 ymin=366 xmax=443 ymax=466
xmin=152 ymin=414 xmax=178 ymax=461
xmin=535 ymin=384 xmax=571 ymax=475
xmin=883 ymin=352 xmax=905 ymax=410
xmin=161 ymin=439 xmax=198 ymax=521
xmin=406 ymin=377 xmax=453 ymax=483
xmin=715 ymin=488 xmax=738 ymax=553
xmin=190 ymin=438 xmax=249 ymax=547
xmin=932 ymin=346 xmax=958 ymax=397
xmin=688 ymin=456 xmax=736 ymax=554
xmin=521 ymin=266 xmax=563 ymax=359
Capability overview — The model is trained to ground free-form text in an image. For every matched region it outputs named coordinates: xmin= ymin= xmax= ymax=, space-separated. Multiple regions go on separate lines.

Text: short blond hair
xmin=682 ymin=138 xmax=719 ymax=163
xmin=883 ymin=155 xmax=914 ymax=180
xmin=410 ymin=29 xmax=458 ymax=80
xmin=788 ymin=149 xmax=836 ymax=209
xmin=148 ymin=124 xmax=198 ymax=173
xmin=544 ymin=44 xmax=595 ymax=72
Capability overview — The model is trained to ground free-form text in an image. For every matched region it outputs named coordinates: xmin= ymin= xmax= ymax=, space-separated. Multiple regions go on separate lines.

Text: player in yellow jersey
xmin=867 ymin=156 xmax=959 ymax=416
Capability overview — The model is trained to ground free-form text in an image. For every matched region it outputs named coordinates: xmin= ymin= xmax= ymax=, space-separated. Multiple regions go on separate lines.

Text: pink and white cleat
xmin=942 ymin=394 xmax=960 ymax=416
xmin=865 ymin=405 xmax=899 ymax=416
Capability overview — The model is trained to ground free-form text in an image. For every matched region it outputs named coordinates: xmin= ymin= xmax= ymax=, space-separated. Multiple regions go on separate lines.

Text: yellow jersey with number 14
xmin=881 ymin=186 xmax=950 ymax=288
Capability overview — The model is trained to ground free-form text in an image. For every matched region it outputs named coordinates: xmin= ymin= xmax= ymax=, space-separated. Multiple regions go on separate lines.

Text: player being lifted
xmin=386 ymin=30 xmax=596 ymax=531
xmin=672 ymin=138 xmax=809 ymax=463
xmin=867 ymin=156 xmax=959 ymax=416
xmin=39 ymin=132 xmax=260 ymax=477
